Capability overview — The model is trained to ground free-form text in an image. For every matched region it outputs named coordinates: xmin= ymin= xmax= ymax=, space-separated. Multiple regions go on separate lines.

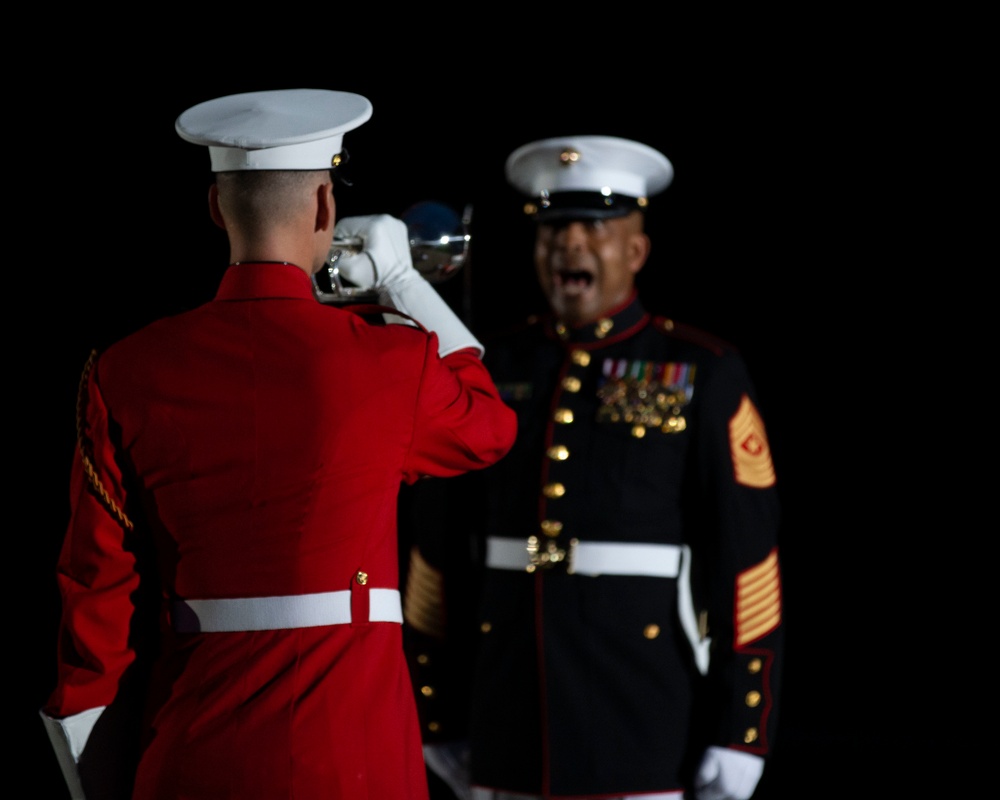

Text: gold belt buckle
xmin=526 ymin=535 xmax=569 ymax=572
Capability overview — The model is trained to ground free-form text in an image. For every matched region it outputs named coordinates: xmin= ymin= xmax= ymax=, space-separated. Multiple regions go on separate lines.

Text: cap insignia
xmin=559 ymin=148 xmax=581 ymax=166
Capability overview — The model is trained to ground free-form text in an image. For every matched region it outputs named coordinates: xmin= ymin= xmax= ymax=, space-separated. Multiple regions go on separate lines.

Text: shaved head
xmin=215 ymin=170 xmax=330 ymax=237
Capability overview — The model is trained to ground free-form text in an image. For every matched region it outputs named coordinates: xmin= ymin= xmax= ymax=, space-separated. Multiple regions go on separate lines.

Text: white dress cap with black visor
xmin=175 ymin=88 xmax=373 ymax=173
xmin=505 ymin=135 xmax=674 ymax=221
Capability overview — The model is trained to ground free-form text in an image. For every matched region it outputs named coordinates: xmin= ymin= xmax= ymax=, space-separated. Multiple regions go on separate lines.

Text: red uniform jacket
xmin=43 ymin=262 xmax=516 ymax=799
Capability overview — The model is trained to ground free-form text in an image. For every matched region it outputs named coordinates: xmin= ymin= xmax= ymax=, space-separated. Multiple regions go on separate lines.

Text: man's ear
xmin=628 ymin=232 xmax=652 ymax=275
xmin=208 ymin=184 xmax=226 ymax=230
xmin=315 ymin=181 xmax=334 ymax=233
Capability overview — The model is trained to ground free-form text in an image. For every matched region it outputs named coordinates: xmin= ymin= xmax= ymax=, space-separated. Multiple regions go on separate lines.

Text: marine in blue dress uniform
xmin=405 ymin=135 xmax=783 ymax=800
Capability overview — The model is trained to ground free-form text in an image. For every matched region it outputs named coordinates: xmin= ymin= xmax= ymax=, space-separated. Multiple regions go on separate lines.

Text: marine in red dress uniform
xmin=40 ymin=89 xmax=516 ymax=800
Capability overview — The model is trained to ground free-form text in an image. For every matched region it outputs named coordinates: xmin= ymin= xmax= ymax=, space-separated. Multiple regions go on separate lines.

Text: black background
xmin=22 ymin=29 xmax=983 ymax=798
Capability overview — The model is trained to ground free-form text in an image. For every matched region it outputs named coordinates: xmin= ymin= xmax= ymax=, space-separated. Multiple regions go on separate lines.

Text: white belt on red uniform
xmin=485 ymin=536 xmax=682 ymax=577
xmin=171 ymin=588 xmax=402 ymax=633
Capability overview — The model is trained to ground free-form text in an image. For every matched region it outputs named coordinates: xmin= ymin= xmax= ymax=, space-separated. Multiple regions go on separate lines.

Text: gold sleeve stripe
xmin=736 ymin=549 xmax=781 ymax=646
xmin=403 ymin=546 xmax=447 ymax=639
xmin=729 ymin=394 xmax=776 ymax=489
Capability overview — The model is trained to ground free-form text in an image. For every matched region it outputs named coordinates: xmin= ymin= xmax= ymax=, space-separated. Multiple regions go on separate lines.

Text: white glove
xmin=423 ymin=741 xmax=472 ymax=800
xmin=333 ymin=214 xmax=483 ymax=357
xmin=694 ymin=746 xmax=765 ymax=800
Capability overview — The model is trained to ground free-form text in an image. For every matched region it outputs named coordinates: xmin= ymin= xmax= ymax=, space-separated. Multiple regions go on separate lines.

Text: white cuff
xmin=423 ymin=741 xmax=472 ymax=800
xmin=39 ymin=706 xmax=106 ymax=800
xmin=694 ymin=745 xmax=765 ymax=800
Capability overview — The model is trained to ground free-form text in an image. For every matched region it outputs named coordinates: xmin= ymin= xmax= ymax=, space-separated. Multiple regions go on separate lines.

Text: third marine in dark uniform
xmin=405 ymin=135 xmax=784 ymax=800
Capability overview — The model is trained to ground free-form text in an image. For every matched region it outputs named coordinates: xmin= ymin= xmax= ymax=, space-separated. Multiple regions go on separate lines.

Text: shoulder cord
xmin=77 ymin=350 xmax=134 ymax=531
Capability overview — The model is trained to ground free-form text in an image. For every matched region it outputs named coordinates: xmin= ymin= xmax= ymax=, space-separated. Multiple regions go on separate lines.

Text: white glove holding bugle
xmin=333 ymin=214 xmax=483 ymax=358
xmin=694 ymin=746 xmax=765 ymax=800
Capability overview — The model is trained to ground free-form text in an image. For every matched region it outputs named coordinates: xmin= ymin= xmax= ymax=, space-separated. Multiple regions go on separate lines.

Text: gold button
xmin=747 ymin=658 xmax=762 ymax=674
xmin=480 ymin=621 xmax=492 ymax=633
xmin=744 ymin=728 xmax=759 ymax=744
xmin=428 ymin=721 xmax=440 ymax=733
xmin=555 ymin=323 xmax=568 ymax=340
xmin=571 ymin=350 xmax=590 ymax=367
xmin=543 ymin=482 xmax=566 ymax=498
xmin=643 ymin=624 xmax=660 ymax=639
xmin=745 ymin=690 xmax=761 ymax=708
xmin=561 ymin=376 xmax=581 ymax=393
xmin=594 ymin=318 xmax=614 ymax=338
xmin=631 ymin=424 xmax=646 ymax=438
xmin=553 ymin=408 xmax=574 ymax=424
xmin=540 ymin=519 xmax=563 ymax=537
xmin=420 ymin=685 xmax=434 ymax=697
xmin=547 ymin=444 xmax=569 ymax=461
xmin=356 ymin=570 xmax=368 ymax=585
xmin=417 ymin=654 xmax=429 ymax=665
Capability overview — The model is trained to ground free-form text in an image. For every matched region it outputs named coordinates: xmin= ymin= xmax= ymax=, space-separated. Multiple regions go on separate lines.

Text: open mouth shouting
xmin=553 ymin=268 xmax=595 ymax=298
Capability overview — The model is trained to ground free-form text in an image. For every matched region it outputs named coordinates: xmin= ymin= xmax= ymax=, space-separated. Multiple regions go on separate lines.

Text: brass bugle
xmin=313 ymin=202 xmax=472 ymax=305
xmin=328 ymin=232 xmax=471 ymax=279
xmin=327 ymin=236 xmax=364 ymax=255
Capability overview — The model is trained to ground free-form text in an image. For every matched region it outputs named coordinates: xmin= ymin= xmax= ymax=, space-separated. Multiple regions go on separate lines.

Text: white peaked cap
xmin=175 ymin=88 xmax=373 ymax=172
xmin=505 ymin=135 xmax=673 ymax=220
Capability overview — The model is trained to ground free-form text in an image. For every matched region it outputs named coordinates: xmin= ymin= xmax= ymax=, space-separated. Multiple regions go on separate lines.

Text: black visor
xmin=529 ymin=191 xmax=645 ymax=222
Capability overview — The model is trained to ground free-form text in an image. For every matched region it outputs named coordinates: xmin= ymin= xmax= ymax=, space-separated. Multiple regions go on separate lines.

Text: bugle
xmin=313 ymin=201 xmax=472 ymax=305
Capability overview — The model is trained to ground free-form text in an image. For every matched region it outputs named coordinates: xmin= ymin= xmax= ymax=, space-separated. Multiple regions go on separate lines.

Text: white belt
xmin=485 ymin=537 xmax=710 ymax=675
xmin=486 ymin=536 xmax=682 ymax=578
xmin=171 ymin=588 xmax=402 ymax=633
